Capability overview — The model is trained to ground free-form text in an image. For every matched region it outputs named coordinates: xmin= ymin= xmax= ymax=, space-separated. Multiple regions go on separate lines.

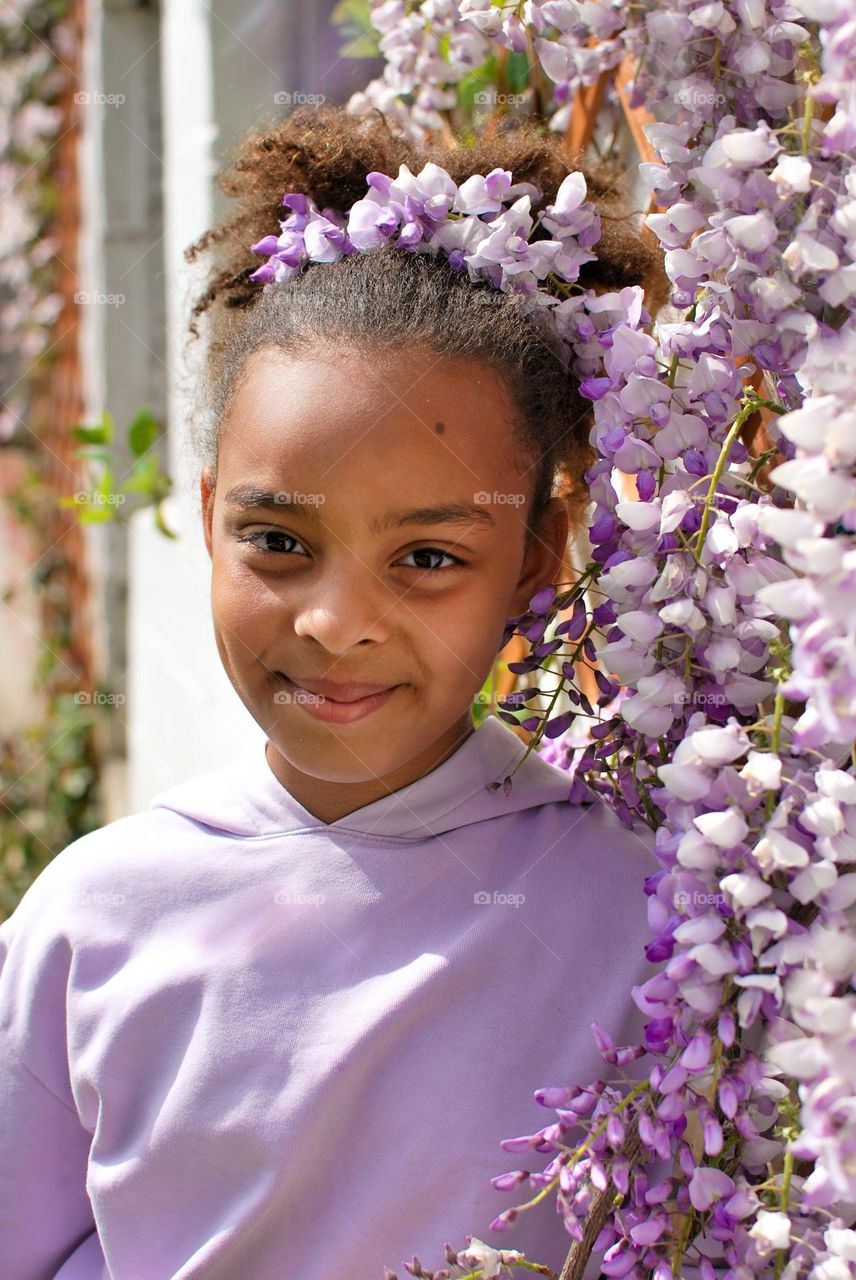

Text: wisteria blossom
xmin=329 ymin=3 xmax=856 ymax=1280
xmin=0 ymin=3 xmax=70 ymax=443
xmin=248 ymin=160 xmax=601 ymax=371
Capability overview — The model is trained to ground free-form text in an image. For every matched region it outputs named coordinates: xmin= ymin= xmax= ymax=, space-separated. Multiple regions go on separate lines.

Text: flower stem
xmin=694 ymin=398 xmax=762 ymax=559
xmin=765 ymin=689 xmax=786 ymax=821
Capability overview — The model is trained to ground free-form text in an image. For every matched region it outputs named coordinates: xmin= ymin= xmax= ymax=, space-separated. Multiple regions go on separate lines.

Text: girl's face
xmin=201 ymin=344 xmax=569 ymax=823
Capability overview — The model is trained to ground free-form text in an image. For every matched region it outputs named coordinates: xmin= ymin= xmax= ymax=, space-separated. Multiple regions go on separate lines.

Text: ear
xmin=508 ymin=497 xmax=570 ymax=618
xmin=200 ymin=466 xmax=215 ymax=560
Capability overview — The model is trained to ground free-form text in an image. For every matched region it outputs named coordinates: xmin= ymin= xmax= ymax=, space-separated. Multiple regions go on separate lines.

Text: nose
xmin=291 ymin=558 xmax=394 ymax=654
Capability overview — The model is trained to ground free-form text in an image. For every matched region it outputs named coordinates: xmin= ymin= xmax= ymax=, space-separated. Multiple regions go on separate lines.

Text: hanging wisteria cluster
xmin=347 ymin=3 xmax=856 ymax=1280
xmin=0 ymin=1 xmax=72 ymax=444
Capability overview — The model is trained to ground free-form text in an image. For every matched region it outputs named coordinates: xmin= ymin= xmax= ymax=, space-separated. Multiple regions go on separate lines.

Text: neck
xmin=264 ymin=712 xmax=476 ymax=825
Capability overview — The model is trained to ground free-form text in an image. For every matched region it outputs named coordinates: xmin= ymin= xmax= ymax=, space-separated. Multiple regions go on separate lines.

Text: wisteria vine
xmin=342 ymin=3 xmax=856 ymax=1280
xmin=0 ymin=1 xmax=73 ymax=445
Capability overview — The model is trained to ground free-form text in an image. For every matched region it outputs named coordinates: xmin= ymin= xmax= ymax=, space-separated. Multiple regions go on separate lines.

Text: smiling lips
xmin=274 ymin=673 xmax=402 ymax=726
xmin=284 ymin=675 xmax=400 ymax=704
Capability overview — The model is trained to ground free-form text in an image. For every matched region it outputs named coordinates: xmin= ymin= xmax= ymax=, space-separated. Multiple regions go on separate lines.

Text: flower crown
xmin=248 ymin=161 xmax=603 ymax=372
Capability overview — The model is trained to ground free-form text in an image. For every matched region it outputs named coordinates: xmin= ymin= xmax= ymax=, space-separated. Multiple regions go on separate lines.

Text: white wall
xmin=126 ymin=0 xmax=264 ymax=814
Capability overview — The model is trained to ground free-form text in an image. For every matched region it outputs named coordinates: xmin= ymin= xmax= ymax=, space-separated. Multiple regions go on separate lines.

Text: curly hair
xmin=184 ymin=104 xmax=669 ymax=535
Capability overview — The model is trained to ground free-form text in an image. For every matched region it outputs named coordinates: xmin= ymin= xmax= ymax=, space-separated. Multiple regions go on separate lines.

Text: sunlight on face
xmin=200 ymin=344 xmax=568 ymax=822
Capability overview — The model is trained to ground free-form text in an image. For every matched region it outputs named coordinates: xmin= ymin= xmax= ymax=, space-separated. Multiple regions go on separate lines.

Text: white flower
xmin=726 ymin=210 xmax=779 ymax=251
xmin=721 ymin=872 xmax=772 ymax=909
xmin=770 ymin=455 xmax=856 ymax=519
xmin=621 ymin=695 xmax=675 ymax=737
xmin=682 ymin=724 xmax=749 ymax=766
xmin=825 ymin=1225 xmax=856 ymax=1262
xmin=770 ymin=153 xmax=812 ymax=194
xmin=810 ymin=1257 xmax=851 ymax=1280
xmin=783 ymin=233 xmax=841 ymax=276
xmin=658 ymin=763 xmax=712 ymax=802
xmin=456 ymin=1238 xmax=523 ymax=1277
xmin=616 ymin=610 xmax=665 ymax=644
xmin=718 ymin=124 xmax=781 ymax=166
xmin=659 ymin=598 xmax=707 ymax=631
xmin=753 ymin=830 xmax=810 ymax=870
xmin=739 ymin=751 xmax=782 ymax=792
xmin=765 ymin=1034 xmax=828 ymax=1078
xmin=749 ymin=1210 xmax=792 ymax=1254
xmin=615 ymin=499 xmax=661 ymax=532
xmin=693 ymin=807 xmax=749 ymax=848
xmin=789 ymin=860 xmax=838 ymax=904
xmin=817 ymin=767 xmax=856 ymax=804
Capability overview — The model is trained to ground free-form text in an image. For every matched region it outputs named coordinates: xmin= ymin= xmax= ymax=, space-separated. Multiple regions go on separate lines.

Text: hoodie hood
xmin=149 ymin=714 xmax=589 ymax=842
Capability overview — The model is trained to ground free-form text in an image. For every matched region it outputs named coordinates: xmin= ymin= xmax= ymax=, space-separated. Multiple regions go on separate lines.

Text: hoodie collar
xmin=149 ymin=714 xmax=584 ymax=843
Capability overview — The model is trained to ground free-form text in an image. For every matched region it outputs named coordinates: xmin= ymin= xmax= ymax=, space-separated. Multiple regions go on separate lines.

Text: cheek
xmin=210 ymin=562 xmax=283 ymax=643
xmin=425 ymin=590 xmax=506 ymax=672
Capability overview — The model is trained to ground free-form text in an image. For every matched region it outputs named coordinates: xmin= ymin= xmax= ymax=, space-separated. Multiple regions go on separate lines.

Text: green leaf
xmin=154 ymin=502 xmax=179 ymax=539
xmin=121 ymin=457 xmax=158 ymax=493
xmin=330 ymin=0 xmax=379 ymax=58
xmin=331 ymin=0 xmax=367 ymax=23
xmin=127 ymin=408 xmax=160 ymax=458
xmin=71 ymin=448 xmax=112 ymax=465
xmin=72 ymin=422 xmax=110 ymax=448
xmin=340 ymin=33 xmax=381 ymax=57
xmin=456 ymin=54 xmax=499 ymax=116
xmin=504 ymin=50 xmax=531 ymax=94
xmin=78 ymin=506 xmax=114 ymax=524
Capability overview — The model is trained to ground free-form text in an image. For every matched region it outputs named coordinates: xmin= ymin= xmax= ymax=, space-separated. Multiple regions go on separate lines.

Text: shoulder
xmin=0 ymin=802 xmax=196 ymax=949
xmin=506 ymin=784 xmax=661 ymax=880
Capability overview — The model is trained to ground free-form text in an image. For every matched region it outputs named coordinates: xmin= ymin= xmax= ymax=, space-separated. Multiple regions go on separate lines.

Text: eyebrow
xmin=223 ymin=484 xmax=498 ymax=532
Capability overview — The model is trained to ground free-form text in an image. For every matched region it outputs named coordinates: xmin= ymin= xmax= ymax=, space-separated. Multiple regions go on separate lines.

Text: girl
xmin=0 ymin=106 xmax=669 ymax=1280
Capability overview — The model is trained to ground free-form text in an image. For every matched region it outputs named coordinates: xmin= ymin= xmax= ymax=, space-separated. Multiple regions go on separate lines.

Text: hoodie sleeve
xmin=0 ymin=864 xmax=98 ymax=1278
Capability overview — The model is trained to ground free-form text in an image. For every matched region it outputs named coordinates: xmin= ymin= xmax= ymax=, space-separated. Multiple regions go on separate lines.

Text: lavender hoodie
xmin=0 ymin=715 xmax=661 ymax=1280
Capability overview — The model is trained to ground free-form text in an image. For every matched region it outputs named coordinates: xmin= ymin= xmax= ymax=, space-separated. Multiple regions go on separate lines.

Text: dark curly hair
xmin=184 ymin=104 xmax=669 ymax=535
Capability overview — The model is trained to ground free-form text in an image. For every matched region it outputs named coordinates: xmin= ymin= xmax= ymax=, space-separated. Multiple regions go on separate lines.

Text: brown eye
xmin=398 ymin=547 xmax=466 ymax=571
xmin=237 ymin=530 xmax=307 ymax=556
